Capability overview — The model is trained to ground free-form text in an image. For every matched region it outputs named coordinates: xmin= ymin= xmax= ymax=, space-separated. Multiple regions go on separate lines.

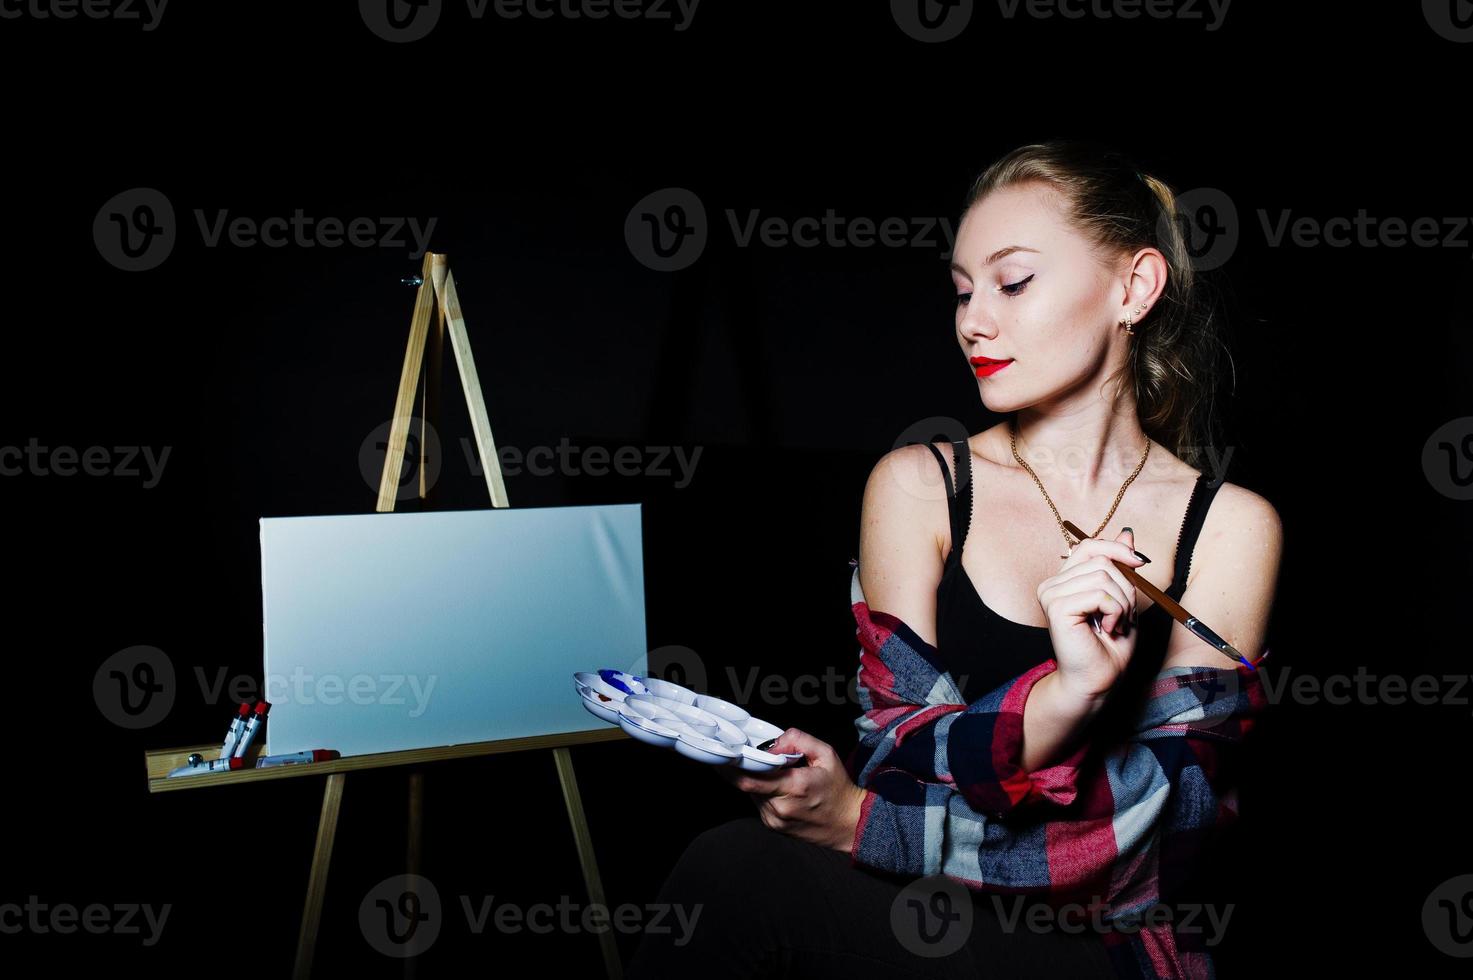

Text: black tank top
xmin=925 ymin=439 xmax=1223 ymax=704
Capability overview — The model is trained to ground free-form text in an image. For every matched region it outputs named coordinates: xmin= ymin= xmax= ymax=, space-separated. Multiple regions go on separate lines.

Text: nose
xmin=957 ymin=299 xmax=998 ymax=345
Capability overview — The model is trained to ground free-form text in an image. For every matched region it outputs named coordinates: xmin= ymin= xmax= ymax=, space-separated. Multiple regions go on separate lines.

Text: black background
xmin=5 ymin=1 xmax=1472 ymax=976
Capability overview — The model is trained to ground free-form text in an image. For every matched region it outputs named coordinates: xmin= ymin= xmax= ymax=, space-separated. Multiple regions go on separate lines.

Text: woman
xmin=626 ymin=140 xmax=1282 ymax=980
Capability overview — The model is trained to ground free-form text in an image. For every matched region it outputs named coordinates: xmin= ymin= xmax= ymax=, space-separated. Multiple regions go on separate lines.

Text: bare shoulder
xmin=1165 ymin=477 xmax=1283 ymax=669
xmin=861 ymin=441 xmax=955 ymax=557
xmin=1194 ymin=479 xmax=1284 ymax=573
xmin=857 ymin=442 xmax=955 ymax=639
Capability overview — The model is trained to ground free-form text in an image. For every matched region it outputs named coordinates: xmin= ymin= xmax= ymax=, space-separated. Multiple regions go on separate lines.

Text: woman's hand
xmin=1036 ymin=527 xmax=1148 ymax=702
xmin=712 ymin=728 xmax=868 ymax=854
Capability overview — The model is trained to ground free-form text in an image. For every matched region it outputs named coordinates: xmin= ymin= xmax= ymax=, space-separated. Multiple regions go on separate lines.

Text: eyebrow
xmin=950 ymin=245 xmax=1040 ymax=276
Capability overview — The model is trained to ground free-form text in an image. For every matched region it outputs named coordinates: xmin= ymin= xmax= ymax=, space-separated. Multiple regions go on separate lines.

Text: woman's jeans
xmin=626 ymin=817 xmax=1119 ymax=979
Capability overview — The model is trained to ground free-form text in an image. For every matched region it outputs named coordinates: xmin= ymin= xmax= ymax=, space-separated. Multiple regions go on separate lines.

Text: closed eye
xmin=999 ymin=273 xmax=1034 ymax=296
xmin=956 ymin=273 xmax=1034 ymax=306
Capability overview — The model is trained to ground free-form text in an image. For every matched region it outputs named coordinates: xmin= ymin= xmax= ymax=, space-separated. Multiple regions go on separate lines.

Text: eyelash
xmin=957 ymin=273 xmax=1034 ymax=305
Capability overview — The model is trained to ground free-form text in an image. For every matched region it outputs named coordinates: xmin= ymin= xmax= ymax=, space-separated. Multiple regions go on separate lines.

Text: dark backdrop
xmin=5 ymin=2 xmax=1472 ymax=976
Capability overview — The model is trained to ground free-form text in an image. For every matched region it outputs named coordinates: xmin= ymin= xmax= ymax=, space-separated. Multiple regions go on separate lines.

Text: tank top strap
xmin=952 ymin=439 xmax=973 ymax=557
xmin=923 ymin=441 xmax=972 ymax=570
xmin=1166 ymin=471 xmax=1224 ymax=601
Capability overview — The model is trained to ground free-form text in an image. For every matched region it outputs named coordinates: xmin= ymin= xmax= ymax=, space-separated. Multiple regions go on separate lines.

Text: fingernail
xmin=1134 ymin=550 xmax=1151 ymax=564
xmin=1123 ymin=526 xmax=1133 ymax=534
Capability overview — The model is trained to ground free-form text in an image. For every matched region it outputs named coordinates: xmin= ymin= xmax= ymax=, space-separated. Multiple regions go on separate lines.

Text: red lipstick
xmin=970 ymin=356 xmax=1013 ymax=377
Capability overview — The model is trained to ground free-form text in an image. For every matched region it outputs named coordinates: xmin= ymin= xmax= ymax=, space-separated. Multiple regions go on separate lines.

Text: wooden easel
xmin=142 ymin=252 xmax=628 ymax=979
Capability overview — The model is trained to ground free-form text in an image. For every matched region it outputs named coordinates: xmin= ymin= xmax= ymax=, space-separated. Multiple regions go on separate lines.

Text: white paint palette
xmin=574 ymin=669 xmax=804 ymax=771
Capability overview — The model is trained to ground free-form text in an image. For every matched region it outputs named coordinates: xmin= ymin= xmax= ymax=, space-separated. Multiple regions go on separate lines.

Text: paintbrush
xmin=1061 ymin=519 xmax=1261 ymax=671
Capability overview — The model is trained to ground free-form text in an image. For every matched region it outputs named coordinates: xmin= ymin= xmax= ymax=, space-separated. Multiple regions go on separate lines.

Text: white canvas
xmin=258 ymin=503 xmax=646 ymax=758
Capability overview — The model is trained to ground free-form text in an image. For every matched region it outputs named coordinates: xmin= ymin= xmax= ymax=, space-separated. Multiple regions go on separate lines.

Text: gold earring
xmin=1120 ymin=302 xmax=1146 ymax=335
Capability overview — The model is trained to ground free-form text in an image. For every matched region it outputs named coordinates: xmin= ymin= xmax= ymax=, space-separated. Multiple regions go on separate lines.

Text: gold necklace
xmin=1009 ymin=417 xmax=1150 ymax=559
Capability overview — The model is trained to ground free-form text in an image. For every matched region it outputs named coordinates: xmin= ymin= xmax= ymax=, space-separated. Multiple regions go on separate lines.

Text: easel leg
xmin=294 ymin=773 xmax=346 ymax=980
xmin=553 ymin=746 xmax=623 ymax=980
xmin=404 ymin=770 xmax=424 ymax=980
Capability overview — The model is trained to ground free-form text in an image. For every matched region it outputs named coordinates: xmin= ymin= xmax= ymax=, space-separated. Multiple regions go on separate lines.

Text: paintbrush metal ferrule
xmin=1184 ymin=617 xmax=1226 ymax=650
xmin=1186 ymin=618 xmax=1256 ymax=671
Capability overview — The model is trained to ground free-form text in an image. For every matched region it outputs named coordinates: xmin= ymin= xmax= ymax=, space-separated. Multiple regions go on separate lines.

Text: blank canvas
xmin=258 ymin=503 xmax=646 ymax=758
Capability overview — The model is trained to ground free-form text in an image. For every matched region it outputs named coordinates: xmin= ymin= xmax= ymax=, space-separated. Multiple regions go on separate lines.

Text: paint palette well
xmin=574 ymin=669 xmax=804 ymax=771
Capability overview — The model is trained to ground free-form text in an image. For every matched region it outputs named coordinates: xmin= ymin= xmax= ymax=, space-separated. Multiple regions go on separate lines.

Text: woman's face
xmin=951 ymin=181 xmax=1138 ymax=412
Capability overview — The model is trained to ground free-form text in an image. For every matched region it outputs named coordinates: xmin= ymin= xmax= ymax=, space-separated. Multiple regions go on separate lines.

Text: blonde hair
xmin=963 ymin=139 xmax=1233 ymax=476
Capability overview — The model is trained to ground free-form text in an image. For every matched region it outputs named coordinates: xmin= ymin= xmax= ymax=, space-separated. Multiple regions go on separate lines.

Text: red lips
xmin=970 ymin=356 xmax=1013 ymax=377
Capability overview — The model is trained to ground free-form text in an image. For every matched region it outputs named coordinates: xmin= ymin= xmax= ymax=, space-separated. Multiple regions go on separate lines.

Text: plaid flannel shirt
xmin=843 ymin=562 xmax=1267 ymax=979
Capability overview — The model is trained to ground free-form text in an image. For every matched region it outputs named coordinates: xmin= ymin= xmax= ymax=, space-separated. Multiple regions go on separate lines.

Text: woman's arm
xmin=1018 ymin=669 xmax=1111 ymax=771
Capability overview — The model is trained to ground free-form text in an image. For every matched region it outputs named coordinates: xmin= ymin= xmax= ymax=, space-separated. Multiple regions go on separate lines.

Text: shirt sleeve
xmin=846 ymin=653 xmax=1092 ymax=816
xmin=850 ymin=720 xmax=1219 ymax=885
xmin=847 ymin=594 xmax=1258 ymax=884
